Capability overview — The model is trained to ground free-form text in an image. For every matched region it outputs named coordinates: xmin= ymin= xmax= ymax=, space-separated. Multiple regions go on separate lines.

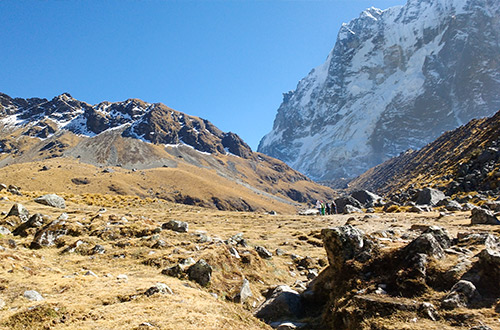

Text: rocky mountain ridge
xmin=348 ymin=109 xmax=500 ymax=197
xmin=259 ymin=0 xmax=500 ymax=183
xmin=0 ymin=92 xmax=335 ymax=211
xmin=0 ymin=92 xmax=252 ymax=158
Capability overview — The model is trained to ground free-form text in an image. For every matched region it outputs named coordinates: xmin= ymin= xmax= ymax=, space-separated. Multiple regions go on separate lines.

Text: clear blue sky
xmin=0 ymin=0 xmax=405 ymax=150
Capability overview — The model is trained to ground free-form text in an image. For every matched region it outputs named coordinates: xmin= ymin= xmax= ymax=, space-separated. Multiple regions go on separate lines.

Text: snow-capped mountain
xmin=258 ymin=0 xmax=500 ymax=183
xmin=0 ymin=92 xmax=252 ymax=158
xmin=0 ymin=92 xmax=336 ymax=210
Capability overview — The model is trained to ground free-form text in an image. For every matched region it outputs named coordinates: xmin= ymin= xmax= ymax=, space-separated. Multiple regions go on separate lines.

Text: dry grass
xmin=0 ymin=187 xmax=498 ymax=329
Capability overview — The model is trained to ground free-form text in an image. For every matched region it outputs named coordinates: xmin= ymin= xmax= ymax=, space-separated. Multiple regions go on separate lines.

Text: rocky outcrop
xmin=299 ymin=224 xmax=500 ymax=329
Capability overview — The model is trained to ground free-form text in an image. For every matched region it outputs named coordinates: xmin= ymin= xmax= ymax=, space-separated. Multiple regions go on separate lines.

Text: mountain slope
xmin=348 ymin=109 xmax=500 ymax=195
xmin=258 ymin=0 xmax=500 ymax=183
xmin=0 ymin=93 xmax=334 ymax=212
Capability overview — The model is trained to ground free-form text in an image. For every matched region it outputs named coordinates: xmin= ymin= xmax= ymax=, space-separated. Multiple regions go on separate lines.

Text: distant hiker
xmin=325 ymin=203 xmax=331 ymax=215
xmin=320 ymin=201 xmax=325 ymax=215
xmin=331 ymin=201 xmax=337 ymax=214
xmin=316 ymin=200 xmax=322 ymax=215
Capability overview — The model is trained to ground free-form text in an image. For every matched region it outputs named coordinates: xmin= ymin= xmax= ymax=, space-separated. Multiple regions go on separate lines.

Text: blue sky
xmin=1 ymin=0 xmax=405 ymax=150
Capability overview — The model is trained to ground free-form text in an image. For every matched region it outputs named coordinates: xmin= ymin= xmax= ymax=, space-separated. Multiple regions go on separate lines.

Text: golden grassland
xmin=0 ymin=186 xmax=498 ymax=329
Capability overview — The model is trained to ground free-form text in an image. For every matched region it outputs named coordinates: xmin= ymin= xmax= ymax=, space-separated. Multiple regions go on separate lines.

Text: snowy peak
xmin=0 ymin=93 xmax=252 ymax=158
xmin=259 ymin=0 xmax=500 ymax=183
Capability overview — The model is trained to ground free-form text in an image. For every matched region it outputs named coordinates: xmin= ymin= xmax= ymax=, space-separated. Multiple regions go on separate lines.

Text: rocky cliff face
xmin=258 ymin=0 xmax=500 ymax=182
xmin=0 ymin=92 xmax=252 ymax=158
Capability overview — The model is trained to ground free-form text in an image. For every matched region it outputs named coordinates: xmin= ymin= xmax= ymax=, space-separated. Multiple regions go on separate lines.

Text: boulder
xmin=162 ymin=220 xmax=188 ymax=233
xmin=470 ymin=208 xmax=500 ymax=225
xmin=402 ymin=233 xmax=445 ymax=260
xmin=350 ymin=190 xmax=382 ymax=208
xmin=321 ymin=225 xmax=373 ymax=269
xmin=30 ymin=219 xmax=68 ymax=249
xmin=415 ymin=188 xmax=446 ymax=206
xmin=34 ymin=194 xmax=66 ymax=209
xmin=441 ymin=280 xmax=479 ymax=309
xmin=144 ymin=283 xmax=173 ymax=296
xmin=255 ymin=246 xmax=273 ymax=259
xmin=6 ymin=203 xmax=29 ymax=222
xmin=423 ymin=226 xmax=452 ymax=249
xmin=344 ymin=205 xmax=364 ymax=214
xmin=254 ymin=285 xmax=303 ymax=322
xmin=334 ymin=196 xmax=363 ymax=214
xmin=13 ymin=213 xmax=46 ymax=237
xmin=23 ymin=290 xmax=44 ymax=301
xmin=187 ymin=259 xmax=212 ymax=286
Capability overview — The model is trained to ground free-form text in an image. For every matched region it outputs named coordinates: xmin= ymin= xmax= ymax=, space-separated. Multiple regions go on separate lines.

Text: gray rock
xmin=255 ymin=246 xmax=273 ymax=259
xmin=0 ymin=226 xmax=11 ymax=235
xmin=187 ymin=259 xmax=212 ymax=286
xmin=13 ymin=213 xmax=46 ymax=237
xmin=30 ymin=219 xmax=68 ymax=249
xmin=344 ymin=205 xmax=364 ymax=214
xmin=144 ymin=283 xmax=173 ymax=296
xmin=23 ymin=290 xmax=44 ymax=301
xmin=84 ymin=270 xmax=98 ymax=277
xmin=334 ymin=196 xmax=363 ymax=214
xmin=162 ymin=220 xmax=188 ymax=233
xmin=34 ymin=194 xmax=66 ymax=209
xmin=228 ymin=246 xmax=240 ymax=259
xmin=441 ymin=280 xmax=479 ymax=309
xmin=423 ymin=226 xmax=452 ymax=249
xmin=444 ymin=200 xmax=463 ymax=212
xmin=6 ymin=203 xmax=29 ymax=222
xmin=469 ymin=326 xmax=493 ymax=330
xmin=470 ymin=208 xmax=500 ymax=225
xmin=91 ymin=244 xmax=106 ymax=254
xmin=226 ymin=233 xmax=248 ymax=246
xmin=402 ymin=233 xmax=445 ymax=260
xmin=254 ymin=285 xmax=303 ymax=322
xmin=418 ymin=302 xmax=439 ymax=321
xmin=351 ymin=190 xmax=382 ymax=208
xmin=416 ymin=188 xmax=446 ymax=206
xmin=321 ymin=225 xmax=373 ymax=269
xmin=233 ymin=279 xmax=253 ymax=303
